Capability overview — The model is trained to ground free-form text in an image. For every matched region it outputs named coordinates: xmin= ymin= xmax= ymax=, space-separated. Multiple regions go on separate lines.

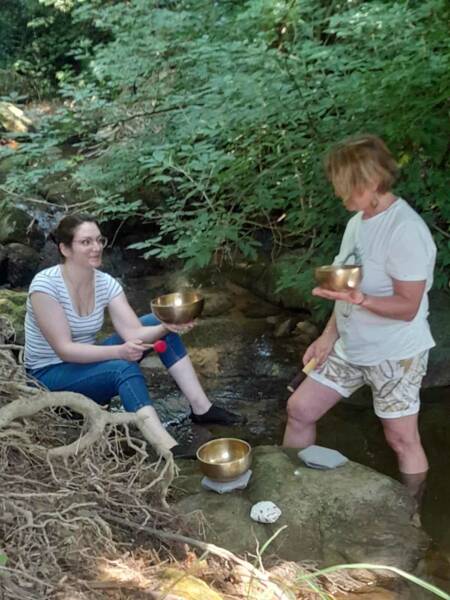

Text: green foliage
xmin=2 ymin=0 xmax=449 ymax=301
xmin=0 ymin=0 xmax=105 ymax=95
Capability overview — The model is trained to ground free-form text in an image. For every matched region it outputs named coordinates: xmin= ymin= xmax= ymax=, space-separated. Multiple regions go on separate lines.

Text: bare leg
xmin=380 ymin=414 xmax=428 ymax=500
xmin=168 ymin=355 xmax=243 ymax=425
xmin=283 ymin=377 xmax=342 ymax=447
xmin=168 ymin=355 xmax=212 ymax=414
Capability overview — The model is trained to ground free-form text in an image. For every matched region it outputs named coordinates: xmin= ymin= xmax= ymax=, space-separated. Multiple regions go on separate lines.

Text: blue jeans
xmin=27 ymin=314 xmax=187 ymax=412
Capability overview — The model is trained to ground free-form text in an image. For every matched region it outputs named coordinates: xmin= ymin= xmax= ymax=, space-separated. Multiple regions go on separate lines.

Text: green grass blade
xmin=296 ymin=563 xmax=450 ymax=599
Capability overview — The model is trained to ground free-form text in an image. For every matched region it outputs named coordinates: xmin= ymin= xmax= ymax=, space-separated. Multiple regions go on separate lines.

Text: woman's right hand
xmin=118 ymin=340 xmax=146 ymax=362
xmin=303 ymin=334 xmax=335 ymax=367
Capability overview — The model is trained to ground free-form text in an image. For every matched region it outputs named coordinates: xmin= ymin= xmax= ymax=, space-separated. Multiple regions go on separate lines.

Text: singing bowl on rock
xmin=315 ymin=265 xmax=362 ymax=292
xmin=196 ymin=438 xmax=252 ymax=482
xmin=151 ymin=291 xmax=204 ymax=325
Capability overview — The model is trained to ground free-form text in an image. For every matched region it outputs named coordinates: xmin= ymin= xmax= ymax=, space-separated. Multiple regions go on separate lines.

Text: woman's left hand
xmin=312 ymin=287 xmax=365 ymax=305
xmin=164 ymin=321 xmax=196 ymax=334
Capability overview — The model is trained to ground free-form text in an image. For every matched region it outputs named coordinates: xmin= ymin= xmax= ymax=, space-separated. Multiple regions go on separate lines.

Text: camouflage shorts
xmin=309 ymin=349 xmax=429 ymax=419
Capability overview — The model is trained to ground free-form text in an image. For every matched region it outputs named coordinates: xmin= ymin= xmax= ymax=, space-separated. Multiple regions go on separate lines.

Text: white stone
xmin=250 ymin=501 xmax=282 ymax=524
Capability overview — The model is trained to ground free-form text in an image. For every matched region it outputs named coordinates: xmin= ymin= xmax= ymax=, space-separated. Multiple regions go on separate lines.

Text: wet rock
xmin=36 ymin=174 xmax=79 ymax=206
xmin=266 ymin=315 xmax=280 ymax=325
xmin=7 ymin=243 xmax=40 ymax=287
xmin=226 ymin=258 xmax=312 ymax=312
xmin=0 ymin=206 xmax=30 ymax=244
xmin=201 ymin=290 xmax=235 ymax=317
xmin=189 ymin=347 xmax=220 ymax=377
xmin=294 ymin=333 xmax=314 ymax=347
xmin=0 ymin=206 xmax=47 ymax=251
xmin=175 ymin=446 xmax=429 ymax=571
xmin=295 ymin=320 xmax=319 ymax=339
xmin=273 ymin=317 xmax=298 ymax=338
xmin=38 ymin=240 xmax=60 ymax=271
xmin=241 ymin=298 xmax=281 ymax=319
xmin=0 ymin=289 xmax=27 ymax=344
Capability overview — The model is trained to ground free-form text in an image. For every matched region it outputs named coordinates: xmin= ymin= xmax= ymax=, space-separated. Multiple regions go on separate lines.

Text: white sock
xmin=135 ymin=405 xmax=178 ymax=451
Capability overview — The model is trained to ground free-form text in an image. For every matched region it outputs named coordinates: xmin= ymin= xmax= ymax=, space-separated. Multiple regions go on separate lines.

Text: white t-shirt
xmin=24 ymin=265 xmax=123 ymax=370
xmin=332 ymin=198 xmax=436 ymax=365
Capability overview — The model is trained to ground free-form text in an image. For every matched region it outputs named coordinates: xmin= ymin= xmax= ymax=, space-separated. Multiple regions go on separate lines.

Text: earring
xmin=370 ymin=194 xmax=379 ymax=209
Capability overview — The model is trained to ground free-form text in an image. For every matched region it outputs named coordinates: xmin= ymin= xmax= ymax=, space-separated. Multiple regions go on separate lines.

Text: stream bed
xmin=126 ymin=274 xmax=450 ymax=595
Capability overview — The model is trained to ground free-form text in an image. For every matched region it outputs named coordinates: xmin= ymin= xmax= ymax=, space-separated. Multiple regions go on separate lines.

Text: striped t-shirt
xmin=24 ymin=265 xmax=123 ymax=370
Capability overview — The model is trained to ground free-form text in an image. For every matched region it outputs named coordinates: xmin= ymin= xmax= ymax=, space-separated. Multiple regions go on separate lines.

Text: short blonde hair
xmin=325 ymin=134 xmax=398 ymax=199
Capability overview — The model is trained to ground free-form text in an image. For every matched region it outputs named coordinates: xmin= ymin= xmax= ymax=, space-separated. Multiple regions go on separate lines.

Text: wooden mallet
xmin=286 ymin=357 xmax=317 ymax=393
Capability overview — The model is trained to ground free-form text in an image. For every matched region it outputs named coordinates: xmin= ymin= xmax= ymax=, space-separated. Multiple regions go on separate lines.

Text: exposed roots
xmin=0 ymin=328 xmax=382 ymax=599
xmin=0 ymin=389 xmax=191 ymax=599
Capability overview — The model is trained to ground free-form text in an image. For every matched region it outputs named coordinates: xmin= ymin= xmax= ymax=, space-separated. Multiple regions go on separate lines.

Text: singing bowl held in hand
xmin=151 ymin=291 xmax=204 ymax=325
xmin=196 ymin=438 xmax=252 ymax=482
xmin=315 ymin=265 xmax=362 ymax=292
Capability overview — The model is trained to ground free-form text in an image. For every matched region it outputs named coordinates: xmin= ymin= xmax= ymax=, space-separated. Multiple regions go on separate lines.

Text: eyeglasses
xmin=73 ymin=236 xmax=108 ymax=249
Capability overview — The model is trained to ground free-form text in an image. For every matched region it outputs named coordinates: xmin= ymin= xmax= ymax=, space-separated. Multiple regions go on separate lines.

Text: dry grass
xmin=0 ymin=321 xmax=383 ymax=599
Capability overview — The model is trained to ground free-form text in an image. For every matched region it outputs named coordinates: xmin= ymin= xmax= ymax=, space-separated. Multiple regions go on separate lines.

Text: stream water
xmin=126 ymin=274 xmax=450 ymax=595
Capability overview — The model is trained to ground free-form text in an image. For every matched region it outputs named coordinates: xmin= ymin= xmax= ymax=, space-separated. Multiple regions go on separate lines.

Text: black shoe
xmin=190 ymin=405 xmax=245 ymax=426
xmin=170 ymin=442 xmax=200 ymax=459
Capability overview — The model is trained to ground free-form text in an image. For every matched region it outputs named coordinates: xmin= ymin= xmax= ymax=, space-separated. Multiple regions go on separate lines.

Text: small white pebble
xmin=250 ymin=501 xmax=282 ymax=524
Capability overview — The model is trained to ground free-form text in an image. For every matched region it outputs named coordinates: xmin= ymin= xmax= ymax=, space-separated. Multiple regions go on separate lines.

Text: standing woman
xmin=24 ymin=214 xmax=239 ymax=456
xmin=283 ymin=135 xmax=436 ymax=499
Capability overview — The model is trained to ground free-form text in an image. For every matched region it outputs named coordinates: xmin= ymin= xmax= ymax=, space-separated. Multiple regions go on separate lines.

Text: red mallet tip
xmin=153 ymin=340 xmax=167 ymax=353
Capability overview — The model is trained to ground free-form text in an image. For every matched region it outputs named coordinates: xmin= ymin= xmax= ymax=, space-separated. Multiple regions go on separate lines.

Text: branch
xmin=0 ymin=185 xmax=92 ymax=212
xmin=105 ymin=104 xmax=189 ymax=126
xmin=107 ymin=513 xmax=292 ymax=600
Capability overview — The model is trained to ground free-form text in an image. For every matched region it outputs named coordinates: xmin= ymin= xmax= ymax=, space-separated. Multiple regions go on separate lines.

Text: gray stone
xmin=294 ymin=333 xmax=314 ymax=347
xmin=38 ymin=240 xmax=60 ymax=271
xmin=241 ymin=299 xmax=281 ymax=319
xmin=174 ymin=446 xmax=429 ymax=571
xmin=226 ymin=258 xmax=311 ymax=311
xmin=295 ymin=320 xmax=319 ymax=338
xmin=201 ymin=290 xmax=235 ymax=317
xmin=274 ymin=317 xmax=298 ymax=338
xmin=6 ymin=243 xmax=40 ymax=287
xmin=0 ymin=206 xmax=33 ymax=246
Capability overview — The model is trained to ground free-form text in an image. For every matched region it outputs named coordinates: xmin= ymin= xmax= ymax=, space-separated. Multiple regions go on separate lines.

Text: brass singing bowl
xmin=315 ymin=265 xmax=362 ymax=292
xmin=197 ymin=438 xmax=252 ymax=482
xmin=151 ymin=291 xmax=204 ymax=325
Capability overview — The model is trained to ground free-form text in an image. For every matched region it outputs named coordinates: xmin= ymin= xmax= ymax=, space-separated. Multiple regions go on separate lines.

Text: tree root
xmin=107 ymin=513 xmax=292 ymax=600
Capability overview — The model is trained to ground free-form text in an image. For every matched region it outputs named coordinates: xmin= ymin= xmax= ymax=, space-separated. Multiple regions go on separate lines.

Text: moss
xmin=0 ymin=289 xmax=27 ymax=344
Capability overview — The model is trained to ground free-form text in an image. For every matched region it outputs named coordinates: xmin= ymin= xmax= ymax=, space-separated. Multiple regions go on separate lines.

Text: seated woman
xmin=24 ymin=214 xmax=240 ymax=457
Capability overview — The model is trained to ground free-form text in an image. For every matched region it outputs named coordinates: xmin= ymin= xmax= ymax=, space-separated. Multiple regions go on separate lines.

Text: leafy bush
xmin=2 ymin=0 xmax=449 ymax=300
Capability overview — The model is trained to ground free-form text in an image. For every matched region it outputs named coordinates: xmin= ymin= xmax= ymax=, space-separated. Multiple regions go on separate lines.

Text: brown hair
xmin=325 ymin=134 xmax=398 ymax=200
xmin=51 ymin=213 xmax=99 ymax=261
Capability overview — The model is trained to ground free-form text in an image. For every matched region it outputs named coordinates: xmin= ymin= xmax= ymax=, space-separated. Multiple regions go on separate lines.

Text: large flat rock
xmin=175 ymin=446 xmax=429 ymax=572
